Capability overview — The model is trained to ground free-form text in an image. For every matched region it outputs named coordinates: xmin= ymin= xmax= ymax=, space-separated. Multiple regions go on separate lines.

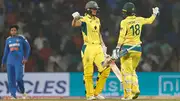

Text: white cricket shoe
xmin=121 ymin=97 xmax=132 ymax=100
xmin=95 ymin=94 xmax=105 ymax=100
xmin=87 ymin=96 xmax=96 ymax=100
xmin=22 ymin=93 xmax=28 ymax=99
xmin=10 ymin=96 xmax=16 ymax=99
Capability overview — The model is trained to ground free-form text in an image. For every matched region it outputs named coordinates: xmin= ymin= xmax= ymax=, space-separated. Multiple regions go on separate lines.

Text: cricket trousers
xmin=120 ymin=47 xmax=141 ymax=98
xmin=7 ymin=63 xmax=25 ymax=97
xmin=81 ymin=44 xmax=111 ymax=98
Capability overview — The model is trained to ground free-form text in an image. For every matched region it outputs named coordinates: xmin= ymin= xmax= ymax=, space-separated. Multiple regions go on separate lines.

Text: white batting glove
xmin=72 ymin=12 xmax=81 ymax=20
xmin=152 ymin=7 xmax=159 ymax=16
xmin=112 ymin=48 xmax=120 ymax=60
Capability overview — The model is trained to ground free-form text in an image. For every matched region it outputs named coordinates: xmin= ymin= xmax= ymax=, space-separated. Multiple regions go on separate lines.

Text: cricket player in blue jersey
xmin=1 ymin=25 xmax=30 ymax=99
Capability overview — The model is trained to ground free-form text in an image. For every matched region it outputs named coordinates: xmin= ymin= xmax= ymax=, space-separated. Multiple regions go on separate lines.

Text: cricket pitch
xmin=1 ymin=96 xmax=180 ymax=101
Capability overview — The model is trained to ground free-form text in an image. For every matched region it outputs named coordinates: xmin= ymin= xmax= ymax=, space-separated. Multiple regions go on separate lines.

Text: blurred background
xmin=0 ymin=0 xmax=180 ymax=72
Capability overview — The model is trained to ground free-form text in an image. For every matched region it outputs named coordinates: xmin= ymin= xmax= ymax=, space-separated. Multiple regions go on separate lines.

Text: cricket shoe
xmin=121 ymin=96 xmax=132 ymax=100
xmin=132 ymin=92 xmax=140 ymax=99
xmin=22 ymin=93 xmax=28 ymax=99
xmin=95 ymin=94 xmax=105 ymax=100
xmin=86 ymin=96 xmax=96 ymax=100
xmin=10 ymin=96 xmax=17 ymax=99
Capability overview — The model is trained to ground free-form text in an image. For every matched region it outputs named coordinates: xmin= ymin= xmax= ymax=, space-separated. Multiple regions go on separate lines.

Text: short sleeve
xmin=80 ymin=17 xmax=85 ymax=22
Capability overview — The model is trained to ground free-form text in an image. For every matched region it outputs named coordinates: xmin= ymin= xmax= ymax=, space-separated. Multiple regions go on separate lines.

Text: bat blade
xmin=110 ymin=62 xmax=123 ymax=83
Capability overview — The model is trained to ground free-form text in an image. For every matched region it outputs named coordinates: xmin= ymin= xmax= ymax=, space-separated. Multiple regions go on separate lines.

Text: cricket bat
xmin=110 ymin=62 xmax=123 ymax=82
xmin=103 ymin=43 xmax=142 ymax=82
xmin=103 ymin=43 xmax=141 ymax=67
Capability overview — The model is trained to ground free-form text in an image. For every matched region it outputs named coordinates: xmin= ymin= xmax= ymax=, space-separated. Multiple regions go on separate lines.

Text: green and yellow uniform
xmin=118 ymin=15 xmax=156 ymax=98
xmin=80 ymin=14 xmax=110 ymax=98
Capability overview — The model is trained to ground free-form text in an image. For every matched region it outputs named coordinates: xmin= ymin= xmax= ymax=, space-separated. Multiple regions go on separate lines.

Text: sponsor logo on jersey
xmin=9 ymin=43 xmax=20 ymax=47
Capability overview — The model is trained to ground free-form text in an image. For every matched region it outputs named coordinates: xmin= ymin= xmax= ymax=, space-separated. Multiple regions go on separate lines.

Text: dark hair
xmin=9 ymin=25 xmax=19 ymax=30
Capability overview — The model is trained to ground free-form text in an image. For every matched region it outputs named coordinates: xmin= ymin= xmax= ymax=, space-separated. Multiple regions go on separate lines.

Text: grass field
xmin=2 ymin=96 xmax=180 ymax=101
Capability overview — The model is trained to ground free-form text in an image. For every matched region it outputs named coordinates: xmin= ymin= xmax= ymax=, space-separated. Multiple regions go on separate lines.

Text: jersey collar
xmin=85 ymin=14 xmax=96 ymax=19
xmin=11 ymin=34 xmax=18 ymax=37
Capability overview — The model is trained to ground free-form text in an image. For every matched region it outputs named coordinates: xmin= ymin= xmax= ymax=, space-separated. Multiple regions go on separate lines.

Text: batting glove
xmin=152 ymin=7 xmax=159 ymax=16
xmin=72 ymin=12 xmax=81 ymax=20
xmin=112 ymin=48 xmax=120 ymax=60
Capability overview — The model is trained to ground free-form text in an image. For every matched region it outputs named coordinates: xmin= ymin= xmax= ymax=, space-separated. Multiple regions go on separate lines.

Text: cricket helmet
xmin=85 ymin=1 xmax=99 ymax=16
xmin=122 ymin=2 xmax=136 ymax=17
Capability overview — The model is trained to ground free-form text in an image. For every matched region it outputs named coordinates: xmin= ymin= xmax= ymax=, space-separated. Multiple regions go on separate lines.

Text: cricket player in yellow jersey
xmin=112 ymin=2 xmax=159 ymax=100
xmin=71 ymin=1 xmax=111 ymax=100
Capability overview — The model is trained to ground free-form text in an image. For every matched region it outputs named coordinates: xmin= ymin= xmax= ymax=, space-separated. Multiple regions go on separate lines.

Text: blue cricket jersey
xmin=2 ymin=35 xmax=31 ymax=65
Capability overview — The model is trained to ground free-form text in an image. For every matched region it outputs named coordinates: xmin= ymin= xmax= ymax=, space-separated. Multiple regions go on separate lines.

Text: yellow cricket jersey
xmin=118 ymin=15 xmax=156 ymax=46
xmin=80 ymin=14 xmax=101 ymax=45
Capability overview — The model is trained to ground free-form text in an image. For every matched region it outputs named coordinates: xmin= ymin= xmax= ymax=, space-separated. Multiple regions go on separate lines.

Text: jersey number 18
xmin=130 ymin=24 xmax=140 ymax=36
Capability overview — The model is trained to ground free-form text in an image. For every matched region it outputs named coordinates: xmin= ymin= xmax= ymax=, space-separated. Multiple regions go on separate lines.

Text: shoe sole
xmin=121 ymin=98 xmax=132 ymax=100
xmin=132 ymin=92 xmax=140 ymax=99
xmin=87 ymin=98 xmax=96 ymax=100
xmin=96 ymin=98 xmax=105 ymax=100
xmin=86 ymin=97 xmax=96 ymax=100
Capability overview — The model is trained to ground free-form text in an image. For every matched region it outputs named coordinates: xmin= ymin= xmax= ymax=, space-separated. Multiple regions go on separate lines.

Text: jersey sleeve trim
xmin=81 ymin=22 xmax=87 ymax=36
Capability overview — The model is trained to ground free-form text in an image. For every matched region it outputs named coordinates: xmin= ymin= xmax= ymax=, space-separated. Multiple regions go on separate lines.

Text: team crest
xmin=94 ymin=26 xmax=97 ymax=30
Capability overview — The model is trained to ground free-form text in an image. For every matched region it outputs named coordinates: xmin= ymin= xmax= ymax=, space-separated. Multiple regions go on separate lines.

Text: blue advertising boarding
xmin=70 ymin=72 xmax=180 ymax=96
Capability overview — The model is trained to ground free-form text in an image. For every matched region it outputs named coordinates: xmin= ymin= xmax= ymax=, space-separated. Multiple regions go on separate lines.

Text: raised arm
xmin=72 ymin=19 xmax=82 ymax=27
xmin=72 ymin=12 xmax=82 ymax=27
xmin=142 ymin=15 xmax=156 ymax=24
xmin=142 ymin=7 xmax=159 ymax=25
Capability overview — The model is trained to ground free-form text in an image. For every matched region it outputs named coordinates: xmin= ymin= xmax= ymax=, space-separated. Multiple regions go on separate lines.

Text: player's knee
xmin=83 ymin=73 xmax=93 ymax=79
xmin=100 ymin=67 xmax=111 ymax=78
xmin=124 ymin=75 xmax=132 ymax=84
xmin=83 ymin=73 xmax=93 ymax=86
